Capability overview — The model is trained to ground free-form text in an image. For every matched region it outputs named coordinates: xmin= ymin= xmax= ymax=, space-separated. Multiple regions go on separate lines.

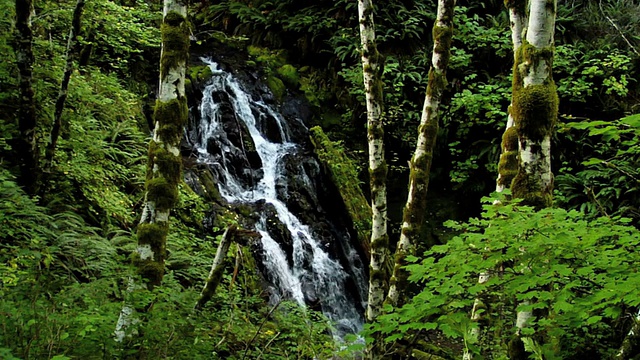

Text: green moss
xmin=137 ymin=261 xmax=165 ymax=286
xmin=146 ymin=177 xmax=179 ymax=211
xmin=154 ymin=97 xmax=188 ymax=143
xmin=502 ymin=126 xmax=519 ymax=151
xmin=514 ymin=42 xmax=555 ymax=89
xmin=164 ymin=11 xmax=186 ymax=26
xmin=137 ymin=222 xmax=168 ymax=248
xmin=309 ymin=126 xmax=372 ymax=256
xmin=369 ymin=162 xmax=388 ymax=189
xmin=266 ymin=75 xmax=285 ymax=101
xmin=511 ymin=171 xmax=553 ymax=208
xmin=133 ymin=222 xmax=168 ymax=286
xmin=160 ymin=11 xmax=189 ymax=78
xmin=149 ymin=141 xmax=182 ymax=185
xmin=369 ymin=261 xmax=389 ymax=284
xmin=276 ymin=64 xmax=299 ymax=87
xmin=248 ymin=45 xmax=286 ymax=68
xmin=512 ymin=83 xmax=558 ymax=142
xmin=189 ymin=65 xmax=213 ymax=83
xmin=432 ymin=25 xmax=453 ymax=68
xmin=497 ymin=150 xmax=519 ymax=187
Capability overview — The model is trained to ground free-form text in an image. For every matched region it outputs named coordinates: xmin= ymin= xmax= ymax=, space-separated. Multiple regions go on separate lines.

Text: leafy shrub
xmin=368 ymin=194 xmax=640 ymax=358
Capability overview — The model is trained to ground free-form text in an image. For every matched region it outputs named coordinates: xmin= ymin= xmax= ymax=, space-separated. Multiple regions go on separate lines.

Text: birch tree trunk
xmin=13 ymin=0 xmax=40 ymax=195
xmin=43 ymin=0 xmax=85 ymax=176
xmin=509 ymin=1 xmax=558 ymax=357
xmin=465 ymin=6 xmax=530 ymax=359
xmin=386 ymin=0 xmax=456 ymax=307
xmin=115 ymin=0 xmax=189 ymax=342
xmin=495 ymin=0 xmax=528 ymax=194
xmin=358 ymin=0 xmax=389 ymax=324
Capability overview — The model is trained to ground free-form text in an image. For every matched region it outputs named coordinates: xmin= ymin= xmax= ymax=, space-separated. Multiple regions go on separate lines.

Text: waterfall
xmin=190 ymin=60 xmax=367 ymax=338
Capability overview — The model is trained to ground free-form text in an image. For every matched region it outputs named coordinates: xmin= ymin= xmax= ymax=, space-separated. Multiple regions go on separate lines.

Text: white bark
xmin=387 ymin=0 xmax=456 ymax=307
xmin=495 ymin=5 xmax=528 ymax=194
xmin=511 ymin=2 xmax=557 ymax=354
xmin=196 ymin=226 xmax=235 ymax=309
xmin=358 ymin=0 xmax=389 ymax=323
xmin=115 ymin=0 xmax=187 ymax=342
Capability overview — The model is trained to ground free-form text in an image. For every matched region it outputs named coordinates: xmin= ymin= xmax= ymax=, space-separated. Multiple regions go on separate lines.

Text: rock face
xmin=182 ymin=54 xmax=368 ymax=334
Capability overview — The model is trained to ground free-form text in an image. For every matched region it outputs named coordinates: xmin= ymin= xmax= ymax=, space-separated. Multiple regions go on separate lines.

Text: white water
xmin=193 ymin=60 xmax=365 ymax=337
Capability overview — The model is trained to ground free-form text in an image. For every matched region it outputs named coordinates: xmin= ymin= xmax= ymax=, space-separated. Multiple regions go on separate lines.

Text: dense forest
xmin=1 ymin=0 xmax=640 ymax=359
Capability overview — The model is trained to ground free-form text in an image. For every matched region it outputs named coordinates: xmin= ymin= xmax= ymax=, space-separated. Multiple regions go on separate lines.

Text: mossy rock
xmin=276 ymin=64 xmax=299 ymax=87
xmin=189 ymin=65 xmax=214 ymax=84
xmin=266 ymin=76 xmax=286 ymax=101
xmin=309 ymin=126 xmax=372 ymax=257
xmin=247 ymin=45 xmax=286 ymax=68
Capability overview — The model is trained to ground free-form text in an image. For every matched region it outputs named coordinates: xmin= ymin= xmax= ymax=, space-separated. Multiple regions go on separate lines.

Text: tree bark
xmin=13 ymin=0 xmax=40 ymax=195
xmin=195 ymin=225 xmax=237 ymax=310
xmin=358 ymin=0 xmax=389 ymax=324
xmin=616 ymin=310 xmax=640 ymax=359
xmin=495 ymin=0 xmax=528 ymax=194
xmin=115 ymin=0 xmax=189 ymax=342
xmin=386 ymin=0 xmax=456 ymax=308
xmin=465 ymin=5 xmax=530 ymax=359
xmin=42 ymin=0 xmax=85 ymax=176
xmin=509 ymin=1 xmax=558 ymax=357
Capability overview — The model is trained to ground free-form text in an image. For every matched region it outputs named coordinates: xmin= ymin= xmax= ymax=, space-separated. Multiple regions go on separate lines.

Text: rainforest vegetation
xmin=1 ymin=0 xmax=640 ymax=358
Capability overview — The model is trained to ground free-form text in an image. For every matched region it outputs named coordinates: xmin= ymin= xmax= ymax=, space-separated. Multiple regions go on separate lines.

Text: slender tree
xmin=358 ymin=0 xmax=389 ymax=325
xmin=509 ymin=0 xmax=558 ymax=356
xmin=465 ymin=4 xmax=529 ymax=357
xmin=495 ymin=0 xmax=528 ymax=194
xmin=115 ymin=0 xmax=189 ymax=342
xmin=386 ymin=0 xmax=456 ymax=307
xmin=42 ymin=0 xmax=85 ymax=176
xmin=13 ymin=0 xmax=40 ymax=195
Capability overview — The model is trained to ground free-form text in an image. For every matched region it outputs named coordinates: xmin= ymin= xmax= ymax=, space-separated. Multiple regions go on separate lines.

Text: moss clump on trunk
xmin=160 ymin=11 xmax=189 ymax=78
xmin=154 ymin=97 xmax=188 ymax=144
xmin=512 ymin=83 xmax=558 ymax=142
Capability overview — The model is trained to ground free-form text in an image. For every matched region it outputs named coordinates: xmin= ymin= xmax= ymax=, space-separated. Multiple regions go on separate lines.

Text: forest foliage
xmin=1 ymin=0 xmax=639 ymax=358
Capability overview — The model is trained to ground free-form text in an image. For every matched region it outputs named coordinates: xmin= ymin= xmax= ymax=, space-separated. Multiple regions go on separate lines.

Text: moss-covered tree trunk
xmin=115 ymin=0 xmax=188 ymax=342
xmin=386 ymin=0 xmax=456 ymax=307
xmin=495 ymin=0 xmax=528 ymax=194
xmin=509 ymin=1 xmax=558 ymax=357
xmin=13 ymin=0 xmax=40 ymax=195
xmin=134 ymin=0 xmax=189 ymax=288
xmin=42 ymin=0 xmax=85 ymax=177
xmin=195 ymin=225 xmax=236 ymax=310
xmin=466 ymin=5 xmax=529 ymax=358
xmin=358 ymin=0 xmax=389 ymax=327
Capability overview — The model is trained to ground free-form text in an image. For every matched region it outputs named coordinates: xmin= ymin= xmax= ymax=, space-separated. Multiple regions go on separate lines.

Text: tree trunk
xmin=465 ymin=5 xmax=529 ymax=359
xmin=358 ymin=1 xmax=388 ymax=358
xmin=495 ymin=0 xmax=528 ymax=194
xmin=196 ymin=225 xmax=236 ymax=310
xmin=358 ymin=0 xmax=389 ymax=324
xmin=13 ymin=0 xmax=40 ymax=195
xmin=42 ymin=0 xmax=85 ymax=176
xmin=386 ymin=0 xmax=456 ymax=308
xmin=616 ymin=310 xmax=640 ymax=359
xmin=115 ymin=0 xmax=189 ymax=342
xmin=511 ymin=0 xmax=557 ymax=209
xmin=509 ymin=1 xmax=558 ymax=357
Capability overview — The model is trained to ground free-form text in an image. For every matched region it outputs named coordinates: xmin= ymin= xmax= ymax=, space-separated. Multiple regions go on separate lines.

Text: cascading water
xmin=190 ymin=59 xmax=367 ymax=338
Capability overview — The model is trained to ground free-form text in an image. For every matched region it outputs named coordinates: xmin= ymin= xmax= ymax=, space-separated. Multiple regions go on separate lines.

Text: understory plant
xmin=368 ymin=193 xmax=640 ymax=359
